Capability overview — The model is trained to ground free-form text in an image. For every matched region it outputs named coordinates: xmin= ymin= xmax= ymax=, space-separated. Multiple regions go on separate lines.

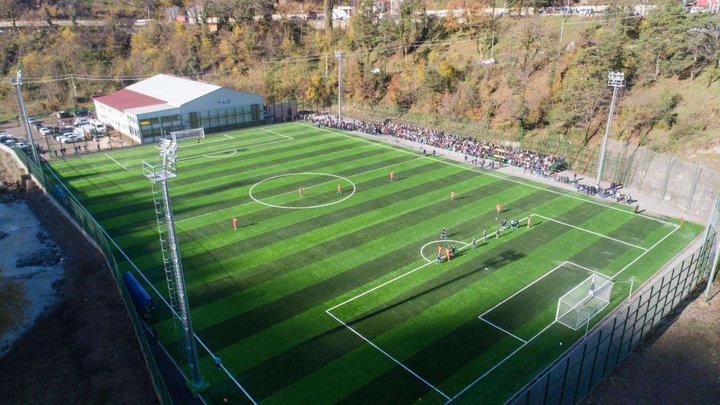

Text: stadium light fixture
xmin=143 ymin=136 xmax=204 ymax=388
xmin=335 ymin=51 xmax=344 ymax=124
xmin=596 ymin=71 xmax=625 ymax=188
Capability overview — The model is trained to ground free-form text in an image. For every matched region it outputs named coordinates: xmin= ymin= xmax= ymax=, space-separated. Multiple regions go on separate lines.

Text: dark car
xmin=76 ymin=108 xmax=89 ymax=116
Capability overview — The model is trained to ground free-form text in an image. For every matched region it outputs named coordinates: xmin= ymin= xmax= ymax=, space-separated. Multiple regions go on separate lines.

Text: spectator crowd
xmin=303 ymin=114 xmax=637 ymax=206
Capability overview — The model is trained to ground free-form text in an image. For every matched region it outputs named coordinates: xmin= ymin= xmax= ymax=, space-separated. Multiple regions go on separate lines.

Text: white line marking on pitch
xmin=105 ymin=153 xmax=129 ymax=170
xmin=449 ymin=322 xmax=557 ymax=402
xmin=248 ymin=172 xmax=357 ymax=209
xmin=260 ymin=127 xmax=295 ymax=141
xmin=298 ymin=123 xmax=679 ymax=229
xmin=326 ymin=310 xmax=452 ymax=401
xmin=478 ymin=261 xmax=569 ymax=318
xmin=478 ymin=317 xmax=527 ymax=343
xmin=531 ymin=214 xmax=648 ymax=251
xmin=564 ymin=261 xmax=608 ymax=277
xmin=40 ymin=163 xmax=258 ymax=404
xmin=419 ymin=240 xmax=470 ymax=263
xmin=176 ymin=156 xmax=425 ymax=223
xmin=610 ymin=225 xmax=679 ymax=280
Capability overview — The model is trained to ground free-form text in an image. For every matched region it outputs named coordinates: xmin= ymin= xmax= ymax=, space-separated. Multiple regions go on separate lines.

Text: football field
xmin=49 ymin=123 xmax=702 ymax=404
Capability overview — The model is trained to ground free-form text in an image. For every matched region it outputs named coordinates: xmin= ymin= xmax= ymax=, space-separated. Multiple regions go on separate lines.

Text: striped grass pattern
xmin=50 ymin=124 xmax=701 ymax=404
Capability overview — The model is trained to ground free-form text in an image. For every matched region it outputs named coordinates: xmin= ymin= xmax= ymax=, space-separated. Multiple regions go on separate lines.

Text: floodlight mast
xmin=335 ymin=51 xmax=344 ymax=124
xmin=143 ymin=138 xmax=203 ymax=388
xmin=596 ymin=71 xmax=625 ymax=188
xmin=12 ymin=69 xmax=40 ymax=165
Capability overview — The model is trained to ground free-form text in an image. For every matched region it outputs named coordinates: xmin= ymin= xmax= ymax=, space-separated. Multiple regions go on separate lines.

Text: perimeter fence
xmin=507 ymin=193 xmax=720 ymax=405
xmin=11 ymin=148 xmax=173 ymax=404
xmin=302 ymin=98 xmax=720 ymax=218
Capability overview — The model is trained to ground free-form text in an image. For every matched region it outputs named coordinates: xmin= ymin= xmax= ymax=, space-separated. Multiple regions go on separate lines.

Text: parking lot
xmin=1 ymin=112 xmax=142 ymax=161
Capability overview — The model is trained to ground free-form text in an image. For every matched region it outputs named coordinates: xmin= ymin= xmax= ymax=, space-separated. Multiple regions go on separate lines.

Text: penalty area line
xmin=326 ymin=310 xmax=452 ymax=401
xmin=478 ymin=317 xmax=527 ymax=343
xmin=105 ymin=153 xmax=129 ymax=170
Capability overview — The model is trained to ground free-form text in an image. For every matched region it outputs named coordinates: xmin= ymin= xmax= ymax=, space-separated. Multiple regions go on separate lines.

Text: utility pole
xmin=596 ymin=71 xmax=625 ymax=187
xmin=70 ymin=74 xmax=78 ymax=116
xmin=335 ymin=51 xmax=343 ymax=124
xmin=12 ymin=69 xmax=40 ymax=165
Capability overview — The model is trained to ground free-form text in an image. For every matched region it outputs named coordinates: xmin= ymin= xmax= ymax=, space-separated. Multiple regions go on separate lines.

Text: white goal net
xmin=168 ymin=127 xmax=205 ymax=142
xmin=556 ymin=274 xmax=613 ymax=330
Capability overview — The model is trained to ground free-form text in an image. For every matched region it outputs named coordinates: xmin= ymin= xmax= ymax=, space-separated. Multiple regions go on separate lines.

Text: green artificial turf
xmin=48 ymin=123 xmax=703 ymax=404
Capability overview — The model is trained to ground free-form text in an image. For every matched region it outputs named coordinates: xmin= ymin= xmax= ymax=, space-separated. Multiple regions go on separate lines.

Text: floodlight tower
xmin=12 ymin=69 xmax=40 ymax=165
xmin=335 ymin=51 xmax=344 ymax=124
xmin=596 ymin=71 xmax=625 ymax=187
xmin=143 ymin=137 xmax=203 ymax=388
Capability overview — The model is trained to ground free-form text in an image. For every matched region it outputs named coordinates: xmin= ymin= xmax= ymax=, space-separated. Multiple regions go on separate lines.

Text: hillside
xmin=0 ymin=0 xmax=719 ymax=169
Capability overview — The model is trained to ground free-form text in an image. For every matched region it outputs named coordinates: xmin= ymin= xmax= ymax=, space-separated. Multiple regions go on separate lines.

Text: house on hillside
xmin=693 ymin=0 xmax=720 ymax=12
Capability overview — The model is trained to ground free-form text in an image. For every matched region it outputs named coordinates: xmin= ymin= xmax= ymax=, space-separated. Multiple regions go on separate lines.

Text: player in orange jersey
xmin=390 ymin=171 xmax=395 ymax=182
xmin=495 ymin=202 xmax=502 ymax=220
xmin=299 ymin=186 xmax=304 ymax=196
xmin=232 ymin=217 xmax=237 ymax=230
xmin=445 ymin=247 xmax=451 ymax=262
xmin=337 ymin=184 xmax=342 ymax=194
xmin=450 ymin=191 xmax=456 ymax=201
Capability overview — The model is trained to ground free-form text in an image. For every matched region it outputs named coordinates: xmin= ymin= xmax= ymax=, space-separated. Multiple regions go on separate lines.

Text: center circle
xmin=249 ymin=172 xmax=356 ymax=209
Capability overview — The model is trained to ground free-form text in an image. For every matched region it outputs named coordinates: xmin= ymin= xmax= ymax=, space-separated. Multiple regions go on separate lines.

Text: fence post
xmin=660 ymin=158 xmax=676 ymax=201
xmin=571 ymin=341 xmax=589 ymax=403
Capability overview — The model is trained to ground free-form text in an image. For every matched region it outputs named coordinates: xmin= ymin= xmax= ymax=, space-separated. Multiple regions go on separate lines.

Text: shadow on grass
xmin=345 ymin=250 xmax=526 ymax=329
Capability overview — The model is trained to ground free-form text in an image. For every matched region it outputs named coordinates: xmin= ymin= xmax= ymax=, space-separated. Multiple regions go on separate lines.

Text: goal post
xmin=556 ymin=274 xmax=613 ymax=330
xmin=168 ymin=127 xmax=205 ymax=142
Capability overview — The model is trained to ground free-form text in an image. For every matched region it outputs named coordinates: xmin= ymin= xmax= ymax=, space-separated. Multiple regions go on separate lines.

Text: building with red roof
xmin=93 ymin=74 xmax=263 ymax=143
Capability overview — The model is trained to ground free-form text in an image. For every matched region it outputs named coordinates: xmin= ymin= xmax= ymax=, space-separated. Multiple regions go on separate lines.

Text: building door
xmin=189 ymin=112 xmax=199 ymax=129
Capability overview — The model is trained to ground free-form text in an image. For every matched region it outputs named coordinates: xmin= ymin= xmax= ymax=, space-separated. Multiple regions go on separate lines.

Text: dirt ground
xmin=0 ymin=150 xmax=156 ymax=404
xmin=585 ymin=284 xmax=720 ymax=404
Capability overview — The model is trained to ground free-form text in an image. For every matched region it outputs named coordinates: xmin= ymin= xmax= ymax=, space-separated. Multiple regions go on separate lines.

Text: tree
xmin=0 ymin=0 xmax=25 ymax=30
xmin=324 ymin=0 xmax=334 ymax=31
xmin=349 ymin=0 xmax=378 ymax=50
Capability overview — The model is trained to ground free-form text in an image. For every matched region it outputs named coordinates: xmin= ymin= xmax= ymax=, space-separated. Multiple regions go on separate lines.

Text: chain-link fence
xmin=12 ymin=149 xmax=173 ymax=404
xmin=594 ymin=139 xmax=720 ymax=218
xmin=507 ymin=196 xmax=720 ymax=405
xmin=307 ymin=98 xmax=719 ymax=219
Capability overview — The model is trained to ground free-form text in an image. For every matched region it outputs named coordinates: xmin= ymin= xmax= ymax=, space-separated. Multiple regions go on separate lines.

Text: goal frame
xmin=556 ymin=274 xmax=613 ymax=330
xmin=168 ymin=127 xmax=205 ymax=142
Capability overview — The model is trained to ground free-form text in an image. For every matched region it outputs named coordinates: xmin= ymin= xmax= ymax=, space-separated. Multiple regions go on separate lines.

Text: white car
xmin=61 ymin=134 xmax=83 ymax=143
xmin=39 ymin=127 xmax=52 ymax=135
xmin=14 ymin=140 xmax=29 ymax=149
xmin=73 ymin=118 xmax=89 ymax=126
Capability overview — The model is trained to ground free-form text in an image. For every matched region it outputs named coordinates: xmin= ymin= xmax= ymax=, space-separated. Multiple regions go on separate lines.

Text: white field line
xmin=175 ymin=155 xmax=425 ymax=223
xmin=478 ymin=261 xmax=569 ymax=318
xmin=531 ymin=214 xmax=649 ymax=251
xmin=298 ymin=123 xmax=679 ymax=229
xmin=448 ymin=322 xmax=557 ymax=402
xmin=105 ymin=153 xmax=129 ymax=170
xmin=327 ymin=242 xmax=475 ymax=313
xmin=610 ymin=225 xmax=680 ymax=280
xmin=478 ymin=317 xmax=527 ymax=343
xmin=327 ymin=261 xmax=434 ymax=313
xmin=224 ymin=133 xmax=234 ymax=139
xmin=564 ymin=261 xmax=608 ymax=277
xmin=41 ymin=163 xmax=258 ymax=404
xmin=326 ymin=310 xmax=452 ymax=401
xmin=260 ymin=127 xmax=295 ymax=141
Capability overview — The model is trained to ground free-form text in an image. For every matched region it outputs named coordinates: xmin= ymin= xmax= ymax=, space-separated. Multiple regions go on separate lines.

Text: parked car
xmin=61 ymin=134 xmax=83 ymax=143
xmin=32 ymin=121 xmax=43 ymax=128
xmin=40 ymin=127 xmax=53 ymax=135
xmin=0 ymin=135 xmax=14 ymax=145
xmin=75 ymin=108 xmax=89 ymax=116
xmin=14 ymin=140 xmax=30 ymax=149
xmin=55 ymin=111 xmax=72 ymax=119
xmin=74 ymin=117 xmax=89 ymax=126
